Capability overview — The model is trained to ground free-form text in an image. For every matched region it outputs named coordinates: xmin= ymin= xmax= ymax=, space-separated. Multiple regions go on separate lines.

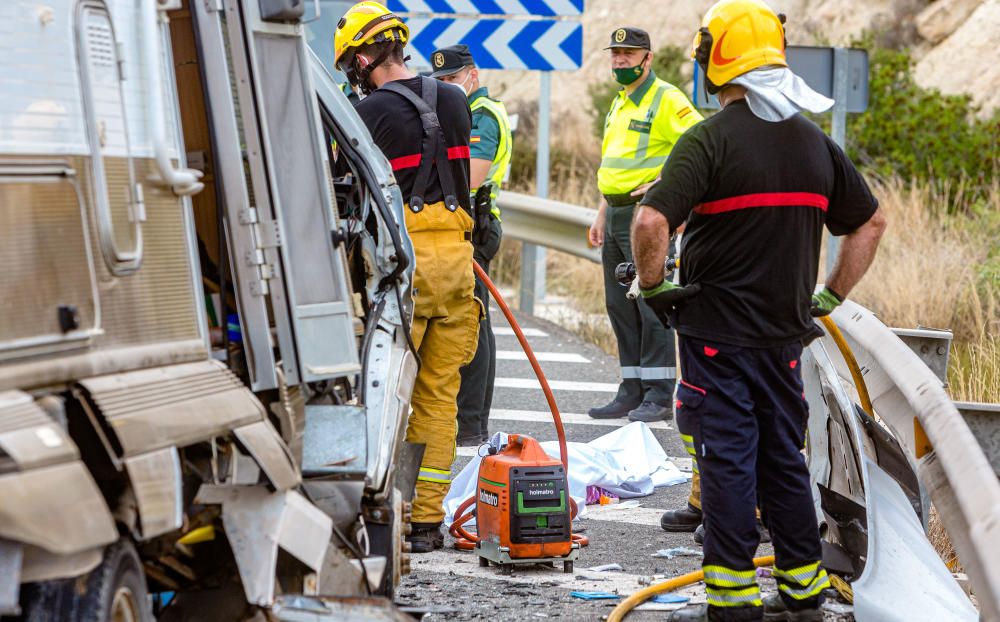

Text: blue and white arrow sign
xmin=387 ymin=0 xmax=583 ymax=17
xmin=405 ymin=17 xmax=582 ymax=70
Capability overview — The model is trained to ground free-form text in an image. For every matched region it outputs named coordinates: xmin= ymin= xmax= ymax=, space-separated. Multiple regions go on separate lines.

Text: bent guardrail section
xmin=497 ymin=191 xmax=600 ymax=262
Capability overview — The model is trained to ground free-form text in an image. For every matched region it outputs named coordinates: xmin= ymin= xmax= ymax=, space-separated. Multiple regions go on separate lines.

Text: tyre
xmin=19 ymin=539 xmax=153 ymax=622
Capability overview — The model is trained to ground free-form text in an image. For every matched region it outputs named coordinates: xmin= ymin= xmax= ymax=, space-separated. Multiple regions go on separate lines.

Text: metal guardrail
xmin=497 ymin=191 xmax=600 ymax=263
xmin=500 ymin=192 xmax=1000 ymax=619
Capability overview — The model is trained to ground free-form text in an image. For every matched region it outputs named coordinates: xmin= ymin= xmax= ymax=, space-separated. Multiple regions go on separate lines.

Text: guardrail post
xmin=826 ymin=47 xmax=848 ymax=278
xmin=519 ymin=72 xmax=551 ymax=314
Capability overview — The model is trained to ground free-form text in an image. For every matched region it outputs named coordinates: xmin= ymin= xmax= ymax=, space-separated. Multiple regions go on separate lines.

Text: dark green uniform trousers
xmin=602 ymin=203 xmax=676 ymax=405
xmin=457 ymin=216 xmax=503 ymax=439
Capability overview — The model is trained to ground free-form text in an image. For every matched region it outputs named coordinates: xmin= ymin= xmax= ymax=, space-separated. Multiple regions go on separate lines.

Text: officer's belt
xmin=604 ymin=192 xmax=638 ymax=208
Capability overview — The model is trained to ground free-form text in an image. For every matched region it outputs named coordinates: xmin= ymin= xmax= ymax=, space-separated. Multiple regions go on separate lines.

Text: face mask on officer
xmin=613 ymin=52 xmax=649 ymax=86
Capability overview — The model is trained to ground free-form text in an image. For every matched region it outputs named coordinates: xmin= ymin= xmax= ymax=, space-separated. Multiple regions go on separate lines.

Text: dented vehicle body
xmin=0 ymin=0 xmax=416 ymax=619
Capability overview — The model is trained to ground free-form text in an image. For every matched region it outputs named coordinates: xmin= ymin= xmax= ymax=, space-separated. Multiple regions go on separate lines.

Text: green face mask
xmin=613 ymin=55 xmax=647 ymax=85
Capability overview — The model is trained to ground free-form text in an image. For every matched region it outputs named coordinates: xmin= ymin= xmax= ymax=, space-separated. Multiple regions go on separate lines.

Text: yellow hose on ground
xmin=818 ymin=315 xmax=874 ymax=415
xmin=607 ymin=555 xmax=775 ymax=622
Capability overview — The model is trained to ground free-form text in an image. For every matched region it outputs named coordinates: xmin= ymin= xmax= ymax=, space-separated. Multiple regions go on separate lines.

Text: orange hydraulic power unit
xmin=474 ymin=434 xmax=579 ymax=574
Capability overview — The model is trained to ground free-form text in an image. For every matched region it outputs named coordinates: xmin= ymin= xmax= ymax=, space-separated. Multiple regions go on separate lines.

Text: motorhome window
xmin=76 ymin=0 xmax=143 ymax=275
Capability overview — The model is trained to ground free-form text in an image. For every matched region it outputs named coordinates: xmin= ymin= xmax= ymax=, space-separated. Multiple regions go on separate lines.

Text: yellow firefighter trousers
xmin=404 ymin=202 xmax=481 ymax=524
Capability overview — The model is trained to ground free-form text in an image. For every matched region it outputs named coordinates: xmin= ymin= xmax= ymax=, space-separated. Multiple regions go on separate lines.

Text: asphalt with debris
xmin=397 ymin=310 xmax=853 ymax=621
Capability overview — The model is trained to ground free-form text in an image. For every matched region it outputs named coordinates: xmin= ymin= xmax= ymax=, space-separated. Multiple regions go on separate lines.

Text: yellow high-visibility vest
xmin=597 ymin=72 xmax=703 ymax=197
xmin=470 ymin=94 xmax=512 ymax=219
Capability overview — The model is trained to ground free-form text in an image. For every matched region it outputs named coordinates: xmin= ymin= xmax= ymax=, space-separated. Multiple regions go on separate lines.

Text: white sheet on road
xmin=444 ymin=421 xmax=689 ymax=525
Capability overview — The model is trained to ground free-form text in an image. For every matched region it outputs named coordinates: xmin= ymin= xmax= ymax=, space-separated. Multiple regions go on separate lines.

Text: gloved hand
xmin=472 ymin=186 xmax=492 ymax=247
xmin=810 ymin=287 xmax=843 ymax=317
xmin=640 ymin=280 xmax=701 ymax=327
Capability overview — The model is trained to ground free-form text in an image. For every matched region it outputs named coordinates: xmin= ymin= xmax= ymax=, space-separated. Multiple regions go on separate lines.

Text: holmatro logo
xmin=479 ymin=488 xmax=499 ymax=507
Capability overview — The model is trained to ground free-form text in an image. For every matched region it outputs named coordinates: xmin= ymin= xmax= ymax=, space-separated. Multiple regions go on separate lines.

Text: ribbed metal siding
xmin=83 ymin=156 xmax=201 ymax=347
xmin=0 ymin=177 xmax=97 ymax=346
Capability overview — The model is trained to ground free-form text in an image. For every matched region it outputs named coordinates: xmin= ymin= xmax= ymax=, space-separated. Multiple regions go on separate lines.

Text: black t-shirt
xmin=356 ymin=77 xmax=472 ymax=211
xmin=642 ymin=99 xmax=878 ymax=347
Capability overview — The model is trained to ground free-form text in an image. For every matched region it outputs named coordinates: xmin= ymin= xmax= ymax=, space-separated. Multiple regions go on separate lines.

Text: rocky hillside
xmin=481 ymin=0 xmax=999 ymax=125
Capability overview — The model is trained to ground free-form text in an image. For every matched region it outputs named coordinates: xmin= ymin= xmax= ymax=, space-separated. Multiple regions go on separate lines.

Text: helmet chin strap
xmin=353 ymin=44 xmax=398 ymax=96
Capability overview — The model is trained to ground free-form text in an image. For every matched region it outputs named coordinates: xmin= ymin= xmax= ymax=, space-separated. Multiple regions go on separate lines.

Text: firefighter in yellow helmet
xmin=335 ymin=2 xmax=481 ymax=553
xmin=632 ymin=0 xmax=886 ymax=620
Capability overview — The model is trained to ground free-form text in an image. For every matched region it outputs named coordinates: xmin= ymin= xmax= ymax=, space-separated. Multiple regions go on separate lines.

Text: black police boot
xmin=628 ymin=401 xmax=674 ymax=422
xmin=762 ymin=594 xmax=823 ymax=621
xmin=668 ymin=604 xmax=708 ymax=621
xmin=588 ymin=397 xmax=641 ymax=419
xmin=693 ymin=523 xmax=705 ymax=544
xmin=407 ymin=522 xmax=444 ymax=554
xmin=660 ymin=503 xmax=703 ymax=533
xmin=456 ymin=432 xmax=484 ymax=447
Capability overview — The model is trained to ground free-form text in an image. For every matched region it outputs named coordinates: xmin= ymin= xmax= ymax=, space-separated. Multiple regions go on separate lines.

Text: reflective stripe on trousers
xmin=621 ymin=366 xmax=677 ymax=380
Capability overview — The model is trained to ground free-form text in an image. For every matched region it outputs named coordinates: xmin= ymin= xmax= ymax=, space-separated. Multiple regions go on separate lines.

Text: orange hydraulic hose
xmin=607 ymin=555 xmax=776 ymax=622
xmin=472 ymin=260 xmax=569 ymax=469
xmin=449 ymin=261 xmax=588 ymax=549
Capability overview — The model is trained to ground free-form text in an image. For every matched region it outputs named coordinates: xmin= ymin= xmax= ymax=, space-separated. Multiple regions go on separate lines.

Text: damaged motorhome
xmin=0 ymin=0 xmax=418 ymax=619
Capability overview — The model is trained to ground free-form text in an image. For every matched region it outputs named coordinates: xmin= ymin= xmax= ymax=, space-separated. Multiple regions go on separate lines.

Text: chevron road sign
xmin=386 ymin=0 xmax=583 ymax=16
xmin=404 ymin=17 xmax=582 ymax=70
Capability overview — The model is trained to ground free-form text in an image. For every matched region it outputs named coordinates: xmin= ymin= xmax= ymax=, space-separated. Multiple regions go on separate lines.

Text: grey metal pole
xmin=827 ymin=47 xmax=849 ymax=278
xmin=520 ymin=71 xmax=551 ymax=314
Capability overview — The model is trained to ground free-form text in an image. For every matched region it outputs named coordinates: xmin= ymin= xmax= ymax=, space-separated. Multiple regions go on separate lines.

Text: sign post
xmin=520 ymin=71 xmax=552 ymax=314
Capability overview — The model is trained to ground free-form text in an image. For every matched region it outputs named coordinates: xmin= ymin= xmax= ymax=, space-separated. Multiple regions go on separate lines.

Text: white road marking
xmin=491 ymin=408 xmax=671 ymax=431
xmin=493 ymin=327 xmax=548 ymax=338
xmin=495 ymin=378 xmax=619 ymax=393
xmin=496 ymin=350 xmax=590 ymax=363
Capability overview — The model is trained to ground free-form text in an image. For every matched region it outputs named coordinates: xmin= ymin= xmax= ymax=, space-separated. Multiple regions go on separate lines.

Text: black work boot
xmin=660 ymin=503 xmax=703 ymax=532
xmin=762 ymin=594 xmax=823 ymax=621
xmin=628 ymin=401 xmax=674 ymax=422
xmin=669 ymin=604 xmax=708 ymax=621
xmin=588 ymin=397 xmax=640 ymax=419
xmin=456 ymin=433 xmax=484 ymax=447
xmin=694 ymin=522 xmax=705 ymax=544
xmin=407 ymin=522 xmax=443 ymax=553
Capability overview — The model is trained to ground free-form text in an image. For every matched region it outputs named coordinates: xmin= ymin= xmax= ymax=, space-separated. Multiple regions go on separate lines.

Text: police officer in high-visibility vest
xmin=431 ymin=44 xmax=512 ymax=446
xmin=589 ymin=27 xmax=703 ymax=423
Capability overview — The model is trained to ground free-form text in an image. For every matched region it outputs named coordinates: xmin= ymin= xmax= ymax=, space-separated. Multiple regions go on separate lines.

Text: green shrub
xmin=588 ymin=45 xmax=690 ymax=138
xmin=846 ymin=45 xmax=999 ymax=207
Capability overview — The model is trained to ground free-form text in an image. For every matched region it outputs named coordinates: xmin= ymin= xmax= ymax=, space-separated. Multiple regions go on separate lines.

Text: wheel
xmin=19 ymin=539 xmax=153 ymax=622
xmin=500 ymin=564 xmax=513 ymax=576
xmin=478 ymin=556 xmax=489 ymax=567
xmin=563 ymin=561 xmax=573 ymax=573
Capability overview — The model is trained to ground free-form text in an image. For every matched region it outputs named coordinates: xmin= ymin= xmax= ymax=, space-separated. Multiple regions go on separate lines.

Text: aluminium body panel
xmin=189 ymin=0 xmax=279 ymax=390
xmin=223 ymin=0 xmax=359 ymax=385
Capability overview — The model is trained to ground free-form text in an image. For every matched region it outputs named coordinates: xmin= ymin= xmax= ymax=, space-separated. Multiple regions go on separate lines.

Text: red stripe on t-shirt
xmin=694 ymin=192 xmax=829 ymax=215
xmin=390 ymin=146 xmax=469 ymax=171
xmin=389 ymin=154 xmax=422 ymax=171
xmin=447 ymin=145 xmax=470 ymax=160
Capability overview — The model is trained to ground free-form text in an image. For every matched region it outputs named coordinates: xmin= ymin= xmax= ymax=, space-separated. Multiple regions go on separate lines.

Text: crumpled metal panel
xmin=853 ymin=461 xmax=977 ymax=621
xmin=78 ymin=359 xmax=264 ymax=456
xmin=827 ymin=302 xmax=1000 ymax=619
xmin=233 ymin=420 xmax=300 ymax=491
xmin=124 ymin=447 xmax=183 ymax=539
xmin=0 ymin=461 xmax=117 ymax=554
xmin=195 ymin=485 xmax=331 ymax=606
xmin=0 ymin=391 xmax=78 ymax=470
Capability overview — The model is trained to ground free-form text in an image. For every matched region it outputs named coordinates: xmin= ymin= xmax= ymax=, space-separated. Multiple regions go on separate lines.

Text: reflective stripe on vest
xmin=470 ymin=95 xmax=512 ymax=219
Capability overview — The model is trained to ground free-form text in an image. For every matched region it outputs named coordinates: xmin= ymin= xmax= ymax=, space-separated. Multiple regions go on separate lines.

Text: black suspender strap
xmin=380 ymin=77 xmax=461 ymax=213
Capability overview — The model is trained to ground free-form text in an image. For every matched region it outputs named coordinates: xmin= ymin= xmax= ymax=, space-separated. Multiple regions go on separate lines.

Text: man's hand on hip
xmin=640 ymin=280 xmax=701 ymax=326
